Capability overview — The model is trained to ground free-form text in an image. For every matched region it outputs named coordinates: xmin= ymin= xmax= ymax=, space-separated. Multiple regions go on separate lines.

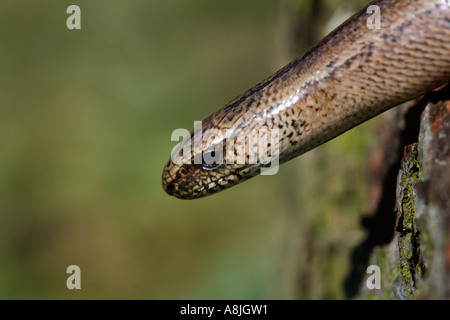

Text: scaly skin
xmin=162 ymin=0 xmax=450 ymax=199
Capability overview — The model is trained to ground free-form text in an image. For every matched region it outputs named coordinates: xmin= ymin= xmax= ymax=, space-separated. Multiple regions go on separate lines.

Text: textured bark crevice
xmin=355 ymin=84 xmax=450 ymax=299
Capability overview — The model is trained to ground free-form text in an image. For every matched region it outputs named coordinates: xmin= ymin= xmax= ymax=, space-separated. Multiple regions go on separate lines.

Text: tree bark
xmin=353 ymin=84 xmax=450 ymax=299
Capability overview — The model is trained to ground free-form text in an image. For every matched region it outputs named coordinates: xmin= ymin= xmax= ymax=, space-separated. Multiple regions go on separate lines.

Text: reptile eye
xmin=202 ymin=149 xmax=222 ymax=170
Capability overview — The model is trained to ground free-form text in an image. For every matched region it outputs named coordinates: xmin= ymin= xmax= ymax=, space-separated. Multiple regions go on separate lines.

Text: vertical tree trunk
xmin=357 ymin=84 xmax=450 ymax=299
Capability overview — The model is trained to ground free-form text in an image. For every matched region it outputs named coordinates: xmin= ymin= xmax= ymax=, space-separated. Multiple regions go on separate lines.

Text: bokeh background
xmin=1 ymin=0 xmax=378 ymax=299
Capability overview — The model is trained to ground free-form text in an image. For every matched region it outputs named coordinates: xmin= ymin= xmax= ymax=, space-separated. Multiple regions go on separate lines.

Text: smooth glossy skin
xmin=162 ymin=0 xmax=450 ymax=199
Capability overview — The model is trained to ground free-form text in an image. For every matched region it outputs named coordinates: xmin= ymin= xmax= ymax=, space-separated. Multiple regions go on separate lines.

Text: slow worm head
xmin=162 ymin=0 xmax=450 ymax=199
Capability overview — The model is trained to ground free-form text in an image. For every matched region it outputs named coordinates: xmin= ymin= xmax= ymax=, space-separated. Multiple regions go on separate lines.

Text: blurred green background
xmin=1 ymin=0 xmax=376 ymax=299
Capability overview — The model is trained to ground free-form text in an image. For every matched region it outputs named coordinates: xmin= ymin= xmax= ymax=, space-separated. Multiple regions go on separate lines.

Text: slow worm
xmin=162 ymin=0 xmax=450 ymax=199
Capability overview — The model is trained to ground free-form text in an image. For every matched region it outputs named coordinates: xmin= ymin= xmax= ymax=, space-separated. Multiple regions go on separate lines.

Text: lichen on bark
xmin=396 ymin=143 xmax=425 ymax=299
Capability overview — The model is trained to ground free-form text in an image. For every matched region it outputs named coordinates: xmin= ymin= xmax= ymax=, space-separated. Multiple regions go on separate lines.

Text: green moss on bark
xmin=396 ymin=144 xmax=425 ymax=299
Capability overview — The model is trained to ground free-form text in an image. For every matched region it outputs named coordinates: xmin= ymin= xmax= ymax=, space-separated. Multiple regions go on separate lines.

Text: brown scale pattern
xmin=163 ymin=0 xmax=450 ymax=199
